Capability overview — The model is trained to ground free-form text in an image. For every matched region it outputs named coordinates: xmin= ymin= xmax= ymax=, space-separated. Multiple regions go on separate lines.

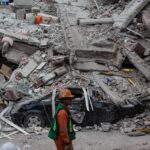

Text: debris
xmin=6 ymin=84 xmax=18 ymax=101
xmin=93 ymin=0 xmax=100 ymax=11
xmin=35 ymin=16 xmax=43 ymax=24
xmin=128 ymin=131 xmax=146 ymax=137
xmin=36 ymin=62 xmax=47 ymax=70
xmin=119 ymin=40 xmax=150 ymax=81
xmin=127 ymin=46 xmax=150 ymax=81
xmin=0 ymin=64 xmax=12 ymax=80
xmin=48 ymin=56 xmax=66 ymax=65
xmin=132 ymin=43 xmax=145 ymax=57
xmin=101 ymin=122 xmax=111 ymax=132
xmin=19 ymin=59 xmax=38 ymax=77
xmin=78 ymin=18 xmax=114 ymax=25
xmin=74 ymin=62 xmax=109 ymax=72
xmin=26 ymin=13 xmax=35 ymax=25
xmin=94 ymin=74 xmax=123 ymax=105
xmin=14 ymin=0 xmax=33 ymax=8
xmin=121 ymin=68 xmax=134 ymax=72
xmin=16 ymin=9 xmax=25 ymax=20
xmin=40 ymin=39 xmax=48 ymax=48
xmin=2 ymin=37 xmax=13 ymax=46
xmin=32 ymin=7 xmax=40 ymax=14
xmin=136 ymin=129 xmax=150 ymax=133
xmin=142 ymin=10 xmax=150 ymax=32
xmin=127 ymin=78 xmax=138 ymax=88
xmin=113 ymin=0 xmax=150 ymax=29
xmin=91 ymin=39 xmax=114 ymax=47
xmin=0 ymin=74 xmax=6 ymax=88
xmin=100 ymin=72 xmax=130 ymax=79
xmin=126 ymin=28 xmax=147 ymax=40
xmin=37 ymin=13 xmax=58 ymax=23
xmin=54 ymin=66 xmax=67 ymax=76
xmin=0 ymin=102 xmax=29 ymax=135
xmin=42 ymin=72 xmax=56 ymax=83
xmin=115 ymin=49 xmax=125 ymax=69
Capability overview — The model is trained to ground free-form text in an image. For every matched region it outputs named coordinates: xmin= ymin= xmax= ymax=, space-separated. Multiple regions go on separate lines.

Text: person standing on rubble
xmin=48 ymin=89 xmax=76 ymax=150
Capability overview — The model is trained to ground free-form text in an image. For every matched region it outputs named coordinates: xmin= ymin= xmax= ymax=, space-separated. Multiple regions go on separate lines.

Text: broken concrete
xmin=125 ymin=45 xmax=150 ymax=81
xmin=91 ymin=39 xmax=114 ymax=47
xmin=142 ymin=10 xmax=150 ymax=32
xmin=42 ymin=72 xmax=56 ymax=83
xmin=94 ymin=74 xmax=124 ymax=105
xmin=74 ymin=62 xmax=109 ymax=72
xmin=78 ymin=18 xmax=114 ymax=25
xmin=4 ymin=48 xmax=28 ymax=64
xmin=75 ymin=47 xmax=116 ymax=59
xmin=0 ymin=74 xmax=6 ymax=88
xmin=113 ymin=0 xmax=150 ymax=29
xmin=14 ymin=0 xmax=33 ymax=9
xmin=19 ymin=59 xmax=38 ymax=77
xmin=54 ymin=66 xmax=67 ymax=76
xmin=16 ymin=9 xmax=25 ymax=20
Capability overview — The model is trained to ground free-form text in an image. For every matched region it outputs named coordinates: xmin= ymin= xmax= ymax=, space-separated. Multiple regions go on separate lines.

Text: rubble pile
xmin=118 ymin=110 xmax=150 ymax=136
xmin=0 ymin=0 xmax=150 ymax=139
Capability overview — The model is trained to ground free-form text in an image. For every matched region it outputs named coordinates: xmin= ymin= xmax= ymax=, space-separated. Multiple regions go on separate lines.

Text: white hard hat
xmin=0 ymin=142 xmax=20 ymax=150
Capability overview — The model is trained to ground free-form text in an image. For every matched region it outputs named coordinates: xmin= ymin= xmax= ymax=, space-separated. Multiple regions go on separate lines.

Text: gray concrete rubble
xmin=113 ymin=0 xmax=150 ymax=29
xmin=0 ymin=0 xmax=150 ymax=140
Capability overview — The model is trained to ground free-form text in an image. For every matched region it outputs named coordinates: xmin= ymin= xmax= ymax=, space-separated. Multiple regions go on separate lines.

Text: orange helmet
xmin=59 ymin=89 xmax=75 ymax=99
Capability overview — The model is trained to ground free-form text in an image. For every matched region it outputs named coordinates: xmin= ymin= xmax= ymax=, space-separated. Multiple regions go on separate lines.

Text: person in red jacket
xmin=49 ymin=89 xmax=76 ymax=150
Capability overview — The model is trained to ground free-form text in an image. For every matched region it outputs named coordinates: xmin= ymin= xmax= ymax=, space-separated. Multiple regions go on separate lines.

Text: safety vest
xmin=48 ymin=103 xmax=76 ymax=140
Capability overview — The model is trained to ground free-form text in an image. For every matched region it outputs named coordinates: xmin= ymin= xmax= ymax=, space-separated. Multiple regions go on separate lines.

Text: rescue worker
xmin=48 ymin=89 xmax=76 ymax=150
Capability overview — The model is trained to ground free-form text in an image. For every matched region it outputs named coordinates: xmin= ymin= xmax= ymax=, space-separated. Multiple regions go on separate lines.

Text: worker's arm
xmin=57 ymin=109 xmax=70 ymax=144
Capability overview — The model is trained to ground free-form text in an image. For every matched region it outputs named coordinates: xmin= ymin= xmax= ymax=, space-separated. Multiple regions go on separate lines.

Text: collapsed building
xmin=0 ymin=0 xmax=150 ymax=138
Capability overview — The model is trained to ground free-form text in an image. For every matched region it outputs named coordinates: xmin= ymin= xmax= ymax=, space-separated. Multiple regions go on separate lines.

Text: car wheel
xmin=24 ymin=113 xmax=45 ymax=128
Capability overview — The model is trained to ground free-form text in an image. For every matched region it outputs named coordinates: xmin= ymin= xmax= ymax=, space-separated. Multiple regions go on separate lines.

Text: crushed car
xmin=11 ymin=87 xmax=144 ymax=128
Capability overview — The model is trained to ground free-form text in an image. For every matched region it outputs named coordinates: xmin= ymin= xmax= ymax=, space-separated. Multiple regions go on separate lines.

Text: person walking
xmin=48 ymin=89 xmax=76 ymax=150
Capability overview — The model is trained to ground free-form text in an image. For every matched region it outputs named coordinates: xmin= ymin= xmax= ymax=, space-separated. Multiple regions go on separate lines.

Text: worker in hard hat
xmin=48 ymin=89 xmax=76 ymax=150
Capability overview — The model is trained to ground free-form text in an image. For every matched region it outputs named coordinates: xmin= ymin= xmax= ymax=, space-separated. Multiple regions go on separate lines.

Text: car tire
xmin=23 ymin=113 xmax=45 ymax=128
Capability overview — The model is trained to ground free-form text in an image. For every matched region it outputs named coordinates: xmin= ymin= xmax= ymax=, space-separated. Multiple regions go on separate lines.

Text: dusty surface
xmin=0 ymin=130 xmax=150 ymax=150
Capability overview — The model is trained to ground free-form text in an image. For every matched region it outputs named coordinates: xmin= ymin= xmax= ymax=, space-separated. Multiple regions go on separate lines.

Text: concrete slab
xmin=42 ymin=72 xmax=56 ymax=83
xmin=5 ymin=48 xmax=28 ymax=64
xmin=14 ymin=0 xmax=33 ymax=7
xmin=76 ymin=47 xmax=115 ymax=59
xmin=20 ymin=59 xmax=38 ymax=77
xmin=94 ymin=74 xmax=124 ymax=105
xmin=74 ymin=62 xmax=109 ymax=71
xmin=55 ymin=66 xmax=67 ymax=76
xmin=127 ymin=50 xmax=150 ymax=81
